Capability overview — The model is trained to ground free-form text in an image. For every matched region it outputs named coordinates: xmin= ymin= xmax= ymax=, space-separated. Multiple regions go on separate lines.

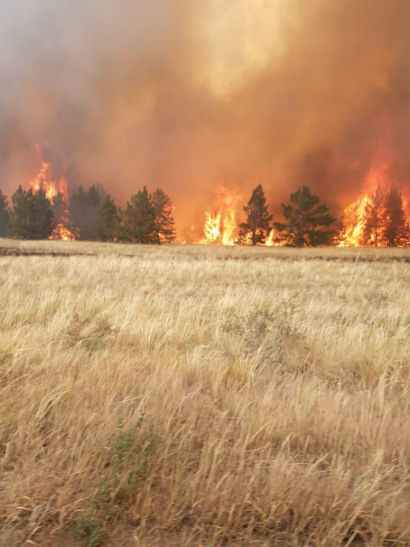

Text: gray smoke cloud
xmin=0 ymin=0 xmax=409 ymax=237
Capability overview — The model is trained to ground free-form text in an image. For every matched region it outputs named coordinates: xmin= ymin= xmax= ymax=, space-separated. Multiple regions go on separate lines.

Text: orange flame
xmin=200 ymin=188 xmax=237 ymax=245
xmin=199 ymin=188 xmax=286 ymax=246
xmin=338 ymin=163 xmax=410 ymax=247
xmin=27 ymin=160 xmax=68 ymax=204
xmin=265 ymin=228 xmax=287 ymax=247
xmin=26 ymin=157 xmax=77 ymax=241
xmin=49 ymin=223 xmax=76 ymax=241
xmin=204 ymin=211 xmax=222 ymax=242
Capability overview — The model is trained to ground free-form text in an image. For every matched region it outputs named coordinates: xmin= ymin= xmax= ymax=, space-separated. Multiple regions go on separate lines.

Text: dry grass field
xmin=0 ymin=240 xmax=409 ymax=546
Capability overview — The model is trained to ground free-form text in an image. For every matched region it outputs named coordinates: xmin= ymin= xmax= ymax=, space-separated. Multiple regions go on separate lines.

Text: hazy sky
xmin=0 ymin=0 xmax=409 ymax=235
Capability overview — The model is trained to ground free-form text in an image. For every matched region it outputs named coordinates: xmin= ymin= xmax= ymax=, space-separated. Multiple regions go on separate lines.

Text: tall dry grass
xmin=0 ymin=241 xmax=409 ymax=546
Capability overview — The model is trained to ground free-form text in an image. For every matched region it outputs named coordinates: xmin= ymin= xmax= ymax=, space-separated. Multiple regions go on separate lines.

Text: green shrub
xmin=73 ymin=516 xmax=103 ymax=547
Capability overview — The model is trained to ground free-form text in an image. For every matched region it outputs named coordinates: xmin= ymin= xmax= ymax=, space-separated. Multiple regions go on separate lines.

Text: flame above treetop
xmin=26 ymin=157 xmax=76 ymax=241
xmin=197 ymin=160 xmax=409 ymax=248
xmin=26 ymin=160 xmax=68 ymax=204
xmin=20 ymin=146 xmax=410 ymax=247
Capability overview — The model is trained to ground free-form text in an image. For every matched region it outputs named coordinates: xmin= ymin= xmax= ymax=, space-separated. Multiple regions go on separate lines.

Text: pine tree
xmin=97 ymin=194 xmax=119 ymax=241
xmin=362 ymin=185 xmax=386 ymax=247
xmin=10 ymin=186 xmax=53 ymax=239
xmin=52 ymin=191 xmax=66 ymax=228
xmin=278 ymin=186 xmax=335 ymax=247
xmin=0 ymin=190 xmax=10 ymax=237
xmin=385 ymin=186 xmax=408 ymax=246
xmin=31 ymin=188 xmax=54 ymax=239
xmin=123 ymin=187 xmax=160 ymax=244
xmin=361 ymin=185 xmax=408 ymax=247
xmin=10 ymin=186 xmax=30 ymax=239
xmin=151 ymin=188 xmax=176 ymax=242
xmin=239 ymin=184 xmax=272 ymax=245
xmin=70 ymin=184 xmax=103 ymax=240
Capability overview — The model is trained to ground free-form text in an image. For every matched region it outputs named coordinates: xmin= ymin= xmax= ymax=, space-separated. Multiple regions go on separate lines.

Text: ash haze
xmin=0 ymin=0 xmax=410 ymax=238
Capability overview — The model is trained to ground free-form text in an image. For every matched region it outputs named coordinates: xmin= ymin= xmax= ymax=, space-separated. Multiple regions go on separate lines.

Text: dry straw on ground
xmin=0 ymin=240 xmax=409 ymax=546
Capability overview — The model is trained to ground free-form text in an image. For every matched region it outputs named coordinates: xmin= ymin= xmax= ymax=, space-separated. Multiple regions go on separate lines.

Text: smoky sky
xmin=1 ymin=0 xmax=410 ymax=235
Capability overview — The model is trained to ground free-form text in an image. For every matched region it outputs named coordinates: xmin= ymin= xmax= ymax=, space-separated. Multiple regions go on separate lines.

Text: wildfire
xmin=265 ymin=228 xmax=287 ymax=247
xmin=204 ymin=211 xmax=222 ymax=242
xmin=201 ymin=188 xmax=237 ymax=245
xmin=27 ymin=160 xmax=69 ymax=204
xmin=49 ymin=223 xmax=76 ymax=241
xmin=338 ymin=164 xmax=410 ymax=247
xmin=26 ymin=156 xmax=77 ymax=241
xmin=199 ymin=188 xmax=284 ymax=246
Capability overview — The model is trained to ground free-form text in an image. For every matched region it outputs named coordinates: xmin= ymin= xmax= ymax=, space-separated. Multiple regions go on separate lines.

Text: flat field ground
xmin=0 ymin=240 xmax=409 ymax=546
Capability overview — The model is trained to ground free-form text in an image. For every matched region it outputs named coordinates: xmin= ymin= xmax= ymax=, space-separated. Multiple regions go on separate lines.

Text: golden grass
xmin=0 ymin=240 xmax=409 ymax=546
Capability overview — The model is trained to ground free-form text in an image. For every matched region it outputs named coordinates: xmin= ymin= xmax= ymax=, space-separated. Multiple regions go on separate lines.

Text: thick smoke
xmin=0 ymin=0 xmax=410 ymax=237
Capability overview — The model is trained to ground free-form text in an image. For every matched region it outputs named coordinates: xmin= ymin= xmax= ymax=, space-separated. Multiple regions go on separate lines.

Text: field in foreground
xmin=0 ymin=241 xmax=409 ymax=546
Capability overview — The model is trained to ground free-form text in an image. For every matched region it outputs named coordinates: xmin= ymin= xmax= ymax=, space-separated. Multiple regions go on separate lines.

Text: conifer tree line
xmin=239 ymin=184 xmax=338 ymax=246
xmin=239 ymin=183 xmax=409 ymax=247
xmin=0 ymin=181 xmax=408 ymax=246
xmin=0 ymin=185 xmax=176 ymax=243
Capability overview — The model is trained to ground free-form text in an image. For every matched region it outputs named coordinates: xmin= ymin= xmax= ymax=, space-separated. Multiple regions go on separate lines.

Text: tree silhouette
xmin=151 ymin=188 xmax=176 ymax=242
xmin=0 ymin=190 xmax=10 ymax=237
xmin=362 ymin=185 xmax=386 ymax=247
xmin=51 ymin=191 xmax=66 ymax=227
xmin=97 ymin=194 xmax=119 ymax=241
xmin=384 ymin=186 xmax=408 ymax=246
xmin=277 ymin=186 xmax=336 ymax=247
xmin=70 ymin=184 xmax=103 ymax=240
xmin=362 ymin=185 xmax=408 ymax=247
xmin=239 ymin=184 xmax=272 ymax=245
xmin=122 ymin=187 xmax=160 ymax=244
xmin=10 ymin=186 xmax=53 ymax=239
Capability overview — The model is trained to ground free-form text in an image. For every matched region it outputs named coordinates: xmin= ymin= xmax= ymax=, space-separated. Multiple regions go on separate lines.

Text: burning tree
xmin=384 ymin=186 xmax=409 ymax=246
xmin=239 ymin=184 xmax=272 ymax=245
xmin=25 ymin=153 xmax=76 ymax=240
xmin=198 ymin=186 xmax=288 ymax=247
xmin=338 ymin=172 xmax=410 ymax=247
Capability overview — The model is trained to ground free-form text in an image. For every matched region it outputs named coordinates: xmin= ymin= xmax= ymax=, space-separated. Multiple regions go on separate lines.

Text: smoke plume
xmin=1 ymin=0 xmax=410 ymax=237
